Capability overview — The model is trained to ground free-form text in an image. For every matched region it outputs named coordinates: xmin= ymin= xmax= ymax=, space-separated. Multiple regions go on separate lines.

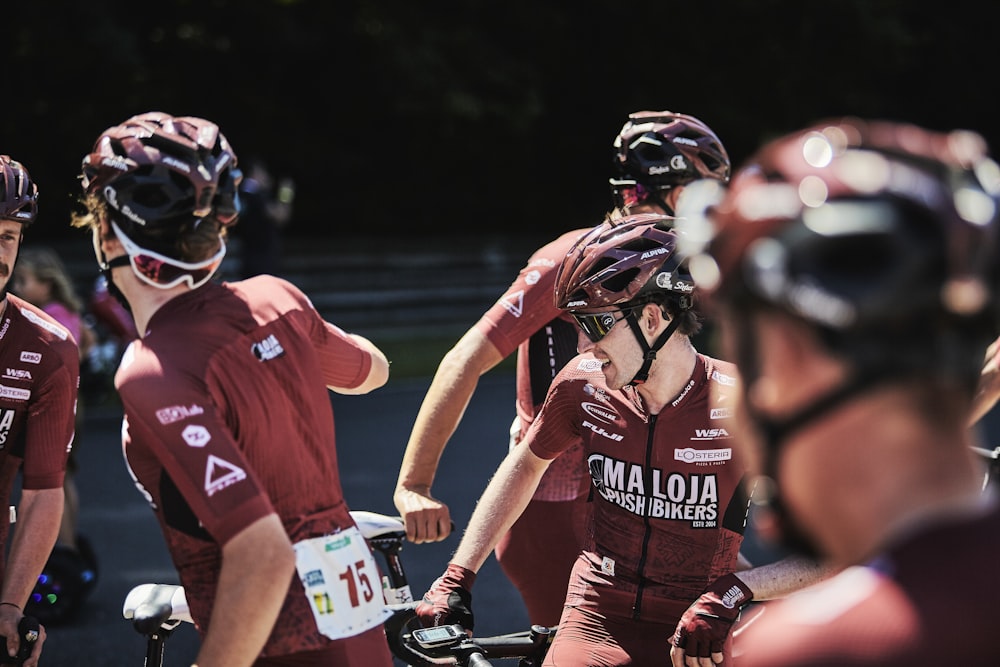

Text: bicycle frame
xmin=122 ymin=511 xmax=555 ymax=666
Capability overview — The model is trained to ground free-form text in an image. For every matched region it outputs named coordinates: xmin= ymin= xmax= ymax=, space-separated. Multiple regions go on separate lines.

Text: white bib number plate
xmin=293 ymin=526 xmax=391 ymax=640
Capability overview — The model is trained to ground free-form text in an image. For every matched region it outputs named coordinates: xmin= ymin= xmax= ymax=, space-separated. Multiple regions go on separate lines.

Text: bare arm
xmin=192 ymin=514 xmax=296 ymax=667
xmin=731 ymin=555 xmax=835 ymax=601
xmin=450 ymin=443 xmax=550 ymax=573
xmin=970 ymin=335 xmax=1000 ymax=425
xmin=1 ymin=488 xmax=62 ymax=666
xmin=328 ymin=333 xmax=390 ymax=395
xmin=394 ymin=328 xmax=504 ymax=543
xmin=3 ymin=488 xmax=63 ymax=608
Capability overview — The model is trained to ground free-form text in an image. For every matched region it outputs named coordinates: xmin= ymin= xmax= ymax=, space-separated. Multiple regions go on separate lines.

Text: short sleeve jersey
xmin=0 ymin=295 xmax=79 ymax=576
xmin=734 ymin=499 xmax=1000 ymax=666
xmin=525 ymin=352 xmax=750 ymax=622
xmin=117 ymin=276 xmax=374 ymax=657
xmin=474 ymin=228 xmax=589 ymax=501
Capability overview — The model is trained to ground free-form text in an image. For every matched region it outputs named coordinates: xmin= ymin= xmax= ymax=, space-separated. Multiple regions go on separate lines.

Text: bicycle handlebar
xmin=385 ymin=602 xmax=555 ymax=667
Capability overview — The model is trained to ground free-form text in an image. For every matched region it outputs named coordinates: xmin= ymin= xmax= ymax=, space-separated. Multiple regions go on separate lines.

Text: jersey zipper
xmin=632 ymin=412 xmax=657 ymax=620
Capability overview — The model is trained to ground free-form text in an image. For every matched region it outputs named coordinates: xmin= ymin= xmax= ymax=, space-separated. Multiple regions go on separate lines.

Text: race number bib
xmin=293 ymin=526 xmax=391 ymax=640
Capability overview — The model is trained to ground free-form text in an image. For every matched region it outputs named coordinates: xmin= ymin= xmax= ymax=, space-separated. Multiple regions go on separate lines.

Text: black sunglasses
xmin=572 ymin=308 xmax=637 ymax=343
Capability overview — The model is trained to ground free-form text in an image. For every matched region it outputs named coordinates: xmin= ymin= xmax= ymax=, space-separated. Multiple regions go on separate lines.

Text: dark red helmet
xmin=610 ymin=111 xmax=730 ymax=210
xmin=0 ymin=155 xmax=39 ymax=225
xmin=682 ymin=117 xmax=1000 ymax=367
xmin=554 ymin=213 xmax=694 ymax=312
xmin=81 ymin=111 xmax=242 ymax=233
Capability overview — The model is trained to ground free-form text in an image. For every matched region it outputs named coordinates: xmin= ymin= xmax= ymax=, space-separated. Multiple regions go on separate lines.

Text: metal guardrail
xmin=47 ymin=233 xmax=547 ymax=342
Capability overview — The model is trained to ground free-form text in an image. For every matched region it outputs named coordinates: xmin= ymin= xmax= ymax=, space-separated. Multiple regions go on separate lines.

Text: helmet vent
xmin=620 ymin=237 xmax=662 ymax=253
xmin=603 ymin=267 xmax=639 ymax=292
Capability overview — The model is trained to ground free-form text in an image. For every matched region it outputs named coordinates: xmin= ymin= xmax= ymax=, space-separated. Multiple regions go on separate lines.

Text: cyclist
xmin=70 ymin=112 xmax=393 ymax=667
xmin=416 ymin=214 xmax=829 ymax=666
xmin=0 ymin=156 xmax=80 ymax=666
xmin=394 ymin=110 xmax=731 ymax=627
xmin=678 ymin=118 xmax=1000 ymax=665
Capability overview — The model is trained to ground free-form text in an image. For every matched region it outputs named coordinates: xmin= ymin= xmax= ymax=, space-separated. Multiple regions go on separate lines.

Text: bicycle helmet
xmin=677 ymin=117 xmax=1000 ymax=558
xmin=81 ymin=112 xmax=242 ymax=289
xmin=610 ymin=111 xmax=730 ymax=211
xmin=1 ymin=155 xmax=39 ymax=225
xmin=555 ymin=213 xmax=694 ymax=311
xmin=81 ymin=111 xmax=241 ymax=232
xmin=555 ymin=213 xmax=696 ymax=384
xmin=686 ymin=117 xmax=1000 ymax=350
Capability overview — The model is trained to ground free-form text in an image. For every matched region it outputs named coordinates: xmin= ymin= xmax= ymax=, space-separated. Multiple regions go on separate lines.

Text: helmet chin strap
xmin=100 ymin=252 xmax=134 ymax=313
xmin=733 ymin=309 xmax=890 ymax=557
xmin=624 ymin=309 xmax=683 ymax=385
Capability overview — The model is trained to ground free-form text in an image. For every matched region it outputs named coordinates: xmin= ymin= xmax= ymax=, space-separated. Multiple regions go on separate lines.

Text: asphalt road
xmin=32 ymin=364 xmax=821 ymax=666
xmin=37 ymin=373 xmax=527 ymax=666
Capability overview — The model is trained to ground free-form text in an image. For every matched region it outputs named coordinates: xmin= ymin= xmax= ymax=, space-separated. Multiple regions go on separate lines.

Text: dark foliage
xmin=4 ymin=0 xmax=997 ymax=241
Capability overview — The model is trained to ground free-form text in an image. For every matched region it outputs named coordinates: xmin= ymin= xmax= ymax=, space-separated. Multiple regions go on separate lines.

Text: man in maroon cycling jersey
xmin=394 ymin=110 xmax=733 ymax=627
xmin=416 ymin=214 xmax=828 ymax=665
xmin=70 ymin=113 xmax=394 ymax=667
xmin=678 ymin=117 xmax=1000 ymax=665
xmin=0 ymin=156 xmax=79 ymax=666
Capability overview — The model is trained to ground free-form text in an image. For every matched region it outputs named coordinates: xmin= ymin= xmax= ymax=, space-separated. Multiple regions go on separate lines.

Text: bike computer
xmin=410 ymin=624 xmax=466 ymax=648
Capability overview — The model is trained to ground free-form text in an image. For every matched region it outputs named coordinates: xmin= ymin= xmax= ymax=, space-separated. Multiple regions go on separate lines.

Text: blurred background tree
xmin=5 ymin=0 xmax=997 ymax=242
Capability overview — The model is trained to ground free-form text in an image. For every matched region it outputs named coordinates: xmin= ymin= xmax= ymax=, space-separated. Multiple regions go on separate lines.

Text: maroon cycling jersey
xmin=475 ymin=228 xmax=589 ymax=501
xmin=734 ymin=498 xmax=1000 ymax=666
xmin=525 ymin=352 xmax=749 ymax=623
xmin=0 ymin=295 xmax=79 ymax=579
xmin=117 ymin=276 xmax=376 ymax=657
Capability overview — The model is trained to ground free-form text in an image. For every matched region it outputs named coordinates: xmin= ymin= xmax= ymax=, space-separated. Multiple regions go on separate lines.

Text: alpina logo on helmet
xmin=674 ymin=137 xmax=698 ymax=147
xmin=641 ymin=247 xmax=669 ymax=259
xmin=568 ymin=300 xmax=588 ymax=307
xmin=100 ymin=156 xmax=130 ymax=172
xmin=162 ymin=156 xmax=192 ymax=174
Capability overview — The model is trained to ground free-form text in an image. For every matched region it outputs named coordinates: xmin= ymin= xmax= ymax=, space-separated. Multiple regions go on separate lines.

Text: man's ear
xmin=642 ymin=302 xmax=667 ymax=333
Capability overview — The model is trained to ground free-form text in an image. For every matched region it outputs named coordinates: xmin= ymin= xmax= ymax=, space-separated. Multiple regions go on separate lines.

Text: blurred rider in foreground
xmin=677 ymin=117 xmax=1000 ymax=666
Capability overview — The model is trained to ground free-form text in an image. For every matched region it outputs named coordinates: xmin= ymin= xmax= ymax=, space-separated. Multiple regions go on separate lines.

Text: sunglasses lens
xmin=133 ymin=254 xmax=218 ymax=286
xmin=574 ymin=311 xmax=622 ymax=342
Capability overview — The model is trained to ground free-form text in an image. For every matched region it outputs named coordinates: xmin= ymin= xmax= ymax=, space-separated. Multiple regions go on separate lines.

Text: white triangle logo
xmin=500 ymin=290 xmax=524 ymax=318
xmin=204 ymin=454 xmax=248 ymax=497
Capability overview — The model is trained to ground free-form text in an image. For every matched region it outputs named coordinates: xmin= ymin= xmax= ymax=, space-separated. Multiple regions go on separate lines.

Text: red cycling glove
xmin=415 ymin=563 xmax=477 ymax=631
xmin=672 ymin=573 xmax=754 ymax=659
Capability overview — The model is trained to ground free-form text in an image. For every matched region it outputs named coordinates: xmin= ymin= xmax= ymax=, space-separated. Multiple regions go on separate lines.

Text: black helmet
xmin=610 ymin=111 xmax=730 ymax=210
xmin=81 ymin=111 xmax=241 ymax=233
xmin=678 ymin=118 xmax=1000 ymax=559
xmin=1 ymin=155 xmax=38 ymax=225
xmin=81 ymin=112 xmax=242 ymax=289
xmin=682 ymin=117 xmax=1000 ymax=375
